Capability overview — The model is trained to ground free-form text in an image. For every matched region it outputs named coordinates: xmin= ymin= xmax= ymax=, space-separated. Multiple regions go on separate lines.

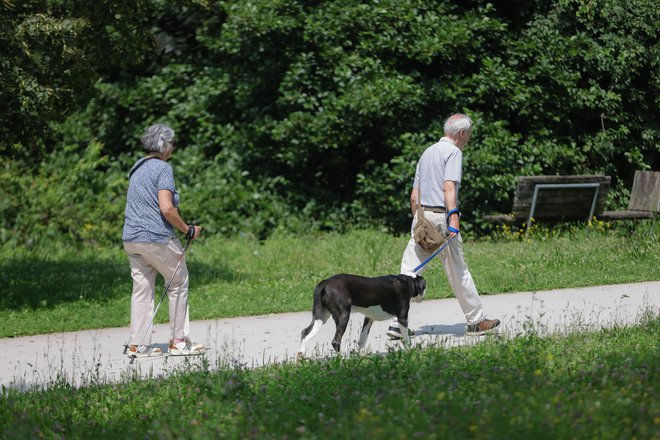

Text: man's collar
xmin=440 ymin=136 xmax=457 ymax=146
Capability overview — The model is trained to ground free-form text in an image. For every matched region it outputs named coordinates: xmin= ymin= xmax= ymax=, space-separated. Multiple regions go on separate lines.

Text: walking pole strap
xmin=413 ymin=236 xmax=455 ymax=273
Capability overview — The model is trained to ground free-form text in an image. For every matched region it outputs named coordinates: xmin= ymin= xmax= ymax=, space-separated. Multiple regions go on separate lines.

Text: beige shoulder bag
xmin=413 ymin=185 xmax=446 ymax=252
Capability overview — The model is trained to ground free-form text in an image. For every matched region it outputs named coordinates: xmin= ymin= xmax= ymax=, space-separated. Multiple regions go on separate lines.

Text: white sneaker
xmin=169 ymin=340 xmax=205 ymax=356
xmin=185 ymin=336 xmax=205 ymax=352
xmin=127 ymin=345 xmax=163 ymax=358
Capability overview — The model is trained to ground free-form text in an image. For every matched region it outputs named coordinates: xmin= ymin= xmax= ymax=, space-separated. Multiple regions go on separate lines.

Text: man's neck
xmin=441 ymin=136 xmax=459 ymax=147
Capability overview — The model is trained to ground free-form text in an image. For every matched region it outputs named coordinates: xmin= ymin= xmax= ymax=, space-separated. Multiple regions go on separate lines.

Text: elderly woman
xmin=122 ymin=123 xmax=205 ymax=357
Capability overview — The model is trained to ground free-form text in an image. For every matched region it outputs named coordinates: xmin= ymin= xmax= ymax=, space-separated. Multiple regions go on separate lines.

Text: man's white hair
xmin=443 ymin=114 xmax=473 ymax=136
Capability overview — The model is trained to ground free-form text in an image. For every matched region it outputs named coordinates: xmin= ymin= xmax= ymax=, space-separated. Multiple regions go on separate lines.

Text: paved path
xmin=1 ymin=281 xmax=658 ymax=390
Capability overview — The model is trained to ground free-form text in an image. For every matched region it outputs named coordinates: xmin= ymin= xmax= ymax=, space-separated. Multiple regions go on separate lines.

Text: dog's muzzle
xmin=411 ymin=289 xmax=425 ymax=303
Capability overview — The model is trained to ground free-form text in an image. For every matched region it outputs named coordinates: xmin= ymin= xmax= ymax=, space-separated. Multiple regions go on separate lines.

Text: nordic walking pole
xmin=125 ymin=235 xmax=194 ymax=363
xmin=413 ymin=236 xmax=456 ymax=273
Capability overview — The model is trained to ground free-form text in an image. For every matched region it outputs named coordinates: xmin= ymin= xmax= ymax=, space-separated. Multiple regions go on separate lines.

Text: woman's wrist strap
xmin=185 ymin=225 xmax=195 ymax=239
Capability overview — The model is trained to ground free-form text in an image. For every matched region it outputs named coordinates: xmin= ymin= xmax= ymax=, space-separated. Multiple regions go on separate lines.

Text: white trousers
xmin=124 ymin=237 xmax=191 ymax=346
xmin=396 ymin=210 xmax=485 ymax=325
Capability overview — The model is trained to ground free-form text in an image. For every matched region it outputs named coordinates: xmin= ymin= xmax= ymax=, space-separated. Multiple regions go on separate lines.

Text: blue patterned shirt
xmin=122 ymin=158 xmax=179 ymax=243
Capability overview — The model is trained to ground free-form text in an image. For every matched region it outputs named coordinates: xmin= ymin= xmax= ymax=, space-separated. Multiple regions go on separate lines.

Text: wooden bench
xmin=482 ymin=175 xmax=611 ymax=232
xmin=598 ymin=171 xmax=660 ymax=221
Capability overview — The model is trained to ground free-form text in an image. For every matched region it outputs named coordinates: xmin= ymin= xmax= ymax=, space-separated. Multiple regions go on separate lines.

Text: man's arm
xmin=443 ymin=180 xmax=459 ymax=238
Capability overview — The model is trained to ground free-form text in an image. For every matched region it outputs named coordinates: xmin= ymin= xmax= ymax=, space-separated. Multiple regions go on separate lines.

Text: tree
xmin=18 ymin=0 xmax=656 ymax=244
xmin=461 ymin=0 xmax=659 ymax=219
xmin=0 ymin=0 xmax=153 ymax=160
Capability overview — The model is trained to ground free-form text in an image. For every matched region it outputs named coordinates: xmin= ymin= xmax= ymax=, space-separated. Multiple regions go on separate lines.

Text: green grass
xmin=1 ymin=225 xmax=658 ymax=337
xmin=1 ymin=225 xmax=657 ymax=438
xmin=1 ymin=313 xmax=657 ymax=439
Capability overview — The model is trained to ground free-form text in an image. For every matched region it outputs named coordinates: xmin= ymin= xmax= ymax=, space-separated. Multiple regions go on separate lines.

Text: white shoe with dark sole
xmin=386 ymin=326 xmax=415 ymax=340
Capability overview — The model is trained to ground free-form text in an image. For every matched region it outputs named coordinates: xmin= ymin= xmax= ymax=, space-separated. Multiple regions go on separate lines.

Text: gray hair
xmin=140 ymin=123 xmax=175 ymax=153
xmin=443 ymin=113 xmax=473 ymax=136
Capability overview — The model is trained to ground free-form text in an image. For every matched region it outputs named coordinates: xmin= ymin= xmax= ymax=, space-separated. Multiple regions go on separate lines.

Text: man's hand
xmin=447 ymin=212 xmax=460 ymax=238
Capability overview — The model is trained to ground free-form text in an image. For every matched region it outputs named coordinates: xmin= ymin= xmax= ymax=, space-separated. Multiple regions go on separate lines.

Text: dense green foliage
xmin=1 ymin=315 xmax=657 ymax=438
xmin=1 ymin=226 xmax=658 ymax=337
xmin=0 ymin=0 xmax=154 ymax=160
xmin=1 ymin=0 xmax=658 ymax=244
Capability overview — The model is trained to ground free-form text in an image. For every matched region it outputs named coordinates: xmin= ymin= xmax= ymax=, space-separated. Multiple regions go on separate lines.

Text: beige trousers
xmin=124 ymin=237 xmax=191 ymax=346
xmin=398 ymin=210 xmax=485 ymax=325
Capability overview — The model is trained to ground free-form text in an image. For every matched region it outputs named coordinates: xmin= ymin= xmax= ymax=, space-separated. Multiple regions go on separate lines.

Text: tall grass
xmin=1 ymin=313 xmax=657 ymax=439
xmin=0 ymin=224 xmax=658 ymax=337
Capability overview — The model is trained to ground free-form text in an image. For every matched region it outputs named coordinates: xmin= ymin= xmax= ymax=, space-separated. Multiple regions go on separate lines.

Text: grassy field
xmin=1 ymin=224 xmax=658 ymax=337
xmin=1 ymin=224 xmax=658 ymax=438
xmin=1 ymin=313 xmax=657 ymax=439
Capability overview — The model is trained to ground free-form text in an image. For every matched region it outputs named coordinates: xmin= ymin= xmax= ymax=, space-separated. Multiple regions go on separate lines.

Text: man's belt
xmin=422 ymin=205 xmax=446 ymax=213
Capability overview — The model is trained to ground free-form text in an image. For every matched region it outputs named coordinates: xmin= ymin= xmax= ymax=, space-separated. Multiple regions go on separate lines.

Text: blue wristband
xmin=447 ymin=209 xmax=461 ymax=219
xmin=448 ymin=226 xmax=460 ymax=234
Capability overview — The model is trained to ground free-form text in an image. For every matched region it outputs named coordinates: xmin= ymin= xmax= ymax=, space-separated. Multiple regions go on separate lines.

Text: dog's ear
xmin=416 ymin=276 xmax=426 ymax=296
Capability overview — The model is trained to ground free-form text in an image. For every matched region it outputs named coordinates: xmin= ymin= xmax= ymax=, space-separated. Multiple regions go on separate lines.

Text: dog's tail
xmin=311 ymin=282 xmax=327 ymax=320
xmin=301 ymin=282 xmax=327 ymax=340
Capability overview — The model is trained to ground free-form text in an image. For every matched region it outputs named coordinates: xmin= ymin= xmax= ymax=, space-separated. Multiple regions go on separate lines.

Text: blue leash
xmin=413 ymin=236 xmax=456 ymax=273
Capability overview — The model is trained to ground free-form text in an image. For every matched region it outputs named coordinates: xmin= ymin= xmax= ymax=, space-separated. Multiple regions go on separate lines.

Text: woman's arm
xmin=158 ymin=189 xmax=200 ymax=238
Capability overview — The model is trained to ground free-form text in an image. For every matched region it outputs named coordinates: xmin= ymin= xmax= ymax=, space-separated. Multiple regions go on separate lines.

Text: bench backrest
xmin=629 ymin=170 xmax=660 ymax=213
xmin=512 ymin=175 xmax=611 ymax=220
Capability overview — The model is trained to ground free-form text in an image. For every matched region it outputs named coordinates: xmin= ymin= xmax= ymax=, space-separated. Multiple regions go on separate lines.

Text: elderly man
xmin=388 ymin=113 xmax=501 ymax=339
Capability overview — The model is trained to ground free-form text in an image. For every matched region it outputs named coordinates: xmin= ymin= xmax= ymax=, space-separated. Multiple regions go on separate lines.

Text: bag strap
xmin=416 ymin=181 xmax=425 ymax=219
xmin=128 ymin=156 xmax=159 ymax=179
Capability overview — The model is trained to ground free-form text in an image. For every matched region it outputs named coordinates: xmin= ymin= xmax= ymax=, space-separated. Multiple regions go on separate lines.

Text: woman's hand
xmin=186 ymin=225 xmax=202 ymax=240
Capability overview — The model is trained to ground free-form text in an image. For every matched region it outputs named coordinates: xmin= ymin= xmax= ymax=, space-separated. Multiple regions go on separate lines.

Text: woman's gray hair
xmin=444 ymin=113 xmax=473 ymax=136
xmin=140 ymin=123 xmax=175 ymax=153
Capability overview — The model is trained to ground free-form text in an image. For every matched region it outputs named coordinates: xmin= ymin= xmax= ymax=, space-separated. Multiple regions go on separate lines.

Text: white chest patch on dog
xmin=352 ymin=305 xmax=393 ymax=321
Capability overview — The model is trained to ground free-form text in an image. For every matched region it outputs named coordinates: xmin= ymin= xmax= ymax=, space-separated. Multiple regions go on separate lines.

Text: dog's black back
xmin=298 ymin=274 xmax=426 ymax=356
xmin=314 ymin=274 xmax=425 ymax=318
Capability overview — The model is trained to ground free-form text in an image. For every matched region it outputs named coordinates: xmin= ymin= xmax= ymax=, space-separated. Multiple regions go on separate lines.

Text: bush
xmin=1 ymin=142 xmax=127 ymax=246
xmin=0 ymin=143 xmax=305 ymax=247
xmin=4 ymin=0 xmax=658 ymax=244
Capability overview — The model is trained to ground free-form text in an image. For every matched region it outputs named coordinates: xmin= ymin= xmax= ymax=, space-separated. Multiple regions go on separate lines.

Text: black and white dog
xmin=297 ymin=274 xmax=426 ymax=357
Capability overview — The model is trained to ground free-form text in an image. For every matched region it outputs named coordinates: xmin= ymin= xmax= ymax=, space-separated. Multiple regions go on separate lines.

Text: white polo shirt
xmin=412 ymin=137 xmax=462 ymax=208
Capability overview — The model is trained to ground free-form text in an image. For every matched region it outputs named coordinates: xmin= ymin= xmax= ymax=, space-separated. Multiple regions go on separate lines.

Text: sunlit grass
xmin=0 ymin=222 xmax=658 ymax=337
xmin=1 ymin=313 xmax=657 ymax=439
